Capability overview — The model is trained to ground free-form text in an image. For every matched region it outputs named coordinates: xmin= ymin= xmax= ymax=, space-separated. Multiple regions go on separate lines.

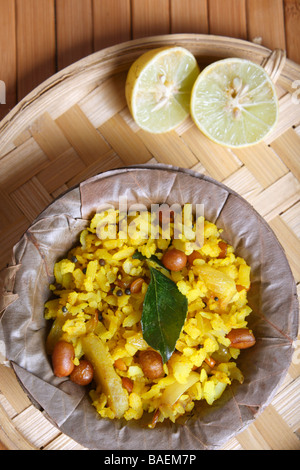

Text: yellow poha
xmin=45 ymin=208 xmax=254 ymax=427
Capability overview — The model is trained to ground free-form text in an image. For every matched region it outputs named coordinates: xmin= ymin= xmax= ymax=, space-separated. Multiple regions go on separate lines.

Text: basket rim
xmin=0 ymin=33 xmax=299 ymax=157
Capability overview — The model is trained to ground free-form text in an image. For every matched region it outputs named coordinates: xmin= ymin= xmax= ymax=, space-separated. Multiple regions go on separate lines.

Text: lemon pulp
xmin=125 ymin=46 xmax=200 ymax=133
xmin=190 ymin=58 xmax=279 ymax=148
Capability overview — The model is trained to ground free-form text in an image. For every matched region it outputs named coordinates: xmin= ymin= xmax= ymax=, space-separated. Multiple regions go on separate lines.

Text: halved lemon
xmin=190 ymin=58 xmax=279 ymax=148
xmin=125 ymin=46 xmax=200 ymax=133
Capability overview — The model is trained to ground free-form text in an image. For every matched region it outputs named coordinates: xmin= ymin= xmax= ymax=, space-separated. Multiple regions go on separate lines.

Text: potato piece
xmin=82 ymin=333 xmax=128 ymax=418
xmin=237 ymin=264 xmax=251 ymax=289
xmin=194 ymin=264 xmax=237 ymax=307
xmin=160 ymin=371 xmax=199 ymax=406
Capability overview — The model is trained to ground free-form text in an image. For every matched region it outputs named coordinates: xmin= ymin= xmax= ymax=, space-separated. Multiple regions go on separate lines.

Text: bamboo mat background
xmin=0 ymin=0 xmax=300 ymax=451
xmin=1 ymin=0 xmax=300 ymax=121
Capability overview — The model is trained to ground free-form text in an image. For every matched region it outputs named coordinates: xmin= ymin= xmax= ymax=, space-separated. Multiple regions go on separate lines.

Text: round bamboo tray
xmin=0 ymin=34 xmax=299 ymax=451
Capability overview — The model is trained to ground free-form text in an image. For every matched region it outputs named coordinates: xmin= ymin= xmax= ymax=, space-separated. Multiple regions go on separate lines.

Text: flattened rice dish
xmin=45 ymin=207 xmax=255 ymax=427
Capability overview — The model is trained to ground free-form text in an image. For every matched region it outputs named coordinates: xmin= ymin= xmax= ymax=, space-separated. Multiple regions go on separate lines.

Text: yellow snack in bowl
xmin=45 ymin=209 xmax=254 ymax=427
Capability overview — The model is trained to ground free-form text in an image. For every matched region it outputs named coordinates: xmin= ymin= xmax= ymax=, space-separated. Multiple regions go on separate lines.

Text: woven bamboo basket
xmin=0 ymin=34 xmax=299 ymax=451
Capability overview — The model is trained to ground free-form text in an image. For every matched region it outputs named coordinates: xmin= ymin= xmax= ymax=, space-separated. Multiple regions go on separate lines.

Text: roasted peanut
xmin=70 ymin=359 xmax=94 ymax=385
xmin=52 ymin=340 xmax=75 ymax=377
xmin=162 ymin=248 xmax=187 ymax=272
xmin=218 ymin=241 xmax=228 ymax=259
xmin=187 ymin=250 xmax=202 ymax=265
xmin=130 ymin=277 xmax=144 ymax=294
xmin=149 ymin=408 xmax=160 ymax=429
xmin=226 ymin=328 xmax=256 ymax=349
xmin=114 ymin=358 xmax=127 ymax=371
xmin=138 ymin=350 xmax=164 ymax=380
xmin=122 ymin=377 xmax=134 ymax=393
xmin=236 ymin=284 xmax=250 ymax=292
xmin=204 ymin=356 xmax=216 ymax=368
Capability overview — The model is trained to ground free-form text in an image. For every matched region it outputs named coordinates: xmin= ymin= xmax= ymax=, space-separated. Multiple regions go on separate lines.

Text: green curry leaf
xmin=141 ymin=267 xmax=188 ymax=363
xmin=132 ymin=250 xmax=167 ymax=270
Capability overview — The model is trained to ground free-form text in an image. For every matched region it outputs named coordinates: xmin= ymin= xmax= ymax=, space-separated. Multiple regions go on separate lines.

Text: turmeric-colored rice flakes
xmin=45 ymin=208 xmax=253 ymax=426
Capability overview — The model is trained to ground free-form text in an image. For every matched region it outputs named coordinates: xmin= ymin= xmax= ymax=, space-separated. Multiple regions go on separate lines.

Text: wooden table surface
xmin=0 ymin=0 xmax=300 ymax=121
xmin=0 ymin=0 xmax=299 ymax=451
